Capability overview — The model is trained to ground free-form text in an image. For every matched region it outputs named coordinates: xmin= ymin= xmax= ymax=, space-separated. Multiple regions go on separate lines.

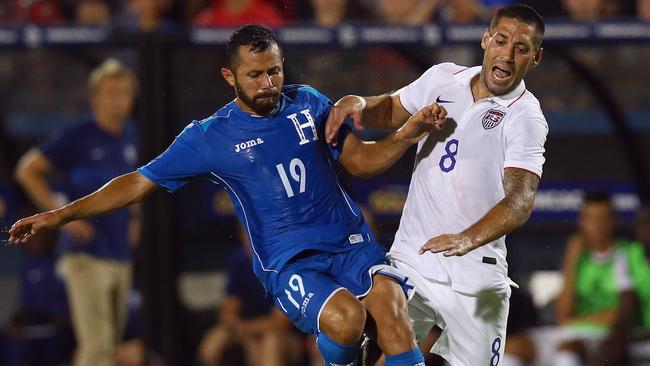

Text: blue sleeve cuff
xmin=136 ymin=166 xmax=178 ymax=193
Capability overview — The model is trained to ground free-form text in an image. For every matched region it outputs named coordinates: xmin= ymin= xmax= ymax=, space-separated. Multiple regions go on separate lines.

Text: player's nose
xmin=261 ymin=73 xmax=274 ymax=88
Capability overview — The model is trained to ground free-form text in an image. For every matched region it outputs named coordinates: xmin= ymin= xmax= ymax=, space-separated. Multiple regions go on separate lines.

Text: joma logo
xmin=234 ymin=138 xmax=264 ymax=152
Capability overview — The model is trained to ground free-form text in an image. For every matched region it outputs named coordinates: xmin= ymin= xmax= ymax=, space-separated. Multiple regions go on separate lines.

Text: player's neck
xmin=470 ymin=74 xmax=494 ymax=102
xmin=235 ymin=98 xmax=279 ymax=117
xmin=94 ymin=114 xmax=125 ymax=136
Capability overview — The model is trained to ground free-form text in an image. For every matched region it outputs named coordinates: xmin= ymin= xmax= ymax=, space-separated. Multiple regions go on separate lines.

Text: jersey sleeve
xmin=398 ymin=65 xmax=439 ymax=115
xmin=39 ymin=128 xmax=78 ymax=171
xmin=137 ymin=122 xmax=208 ymax=192
xmin=503 ymin=109 xmax=548 ymax=178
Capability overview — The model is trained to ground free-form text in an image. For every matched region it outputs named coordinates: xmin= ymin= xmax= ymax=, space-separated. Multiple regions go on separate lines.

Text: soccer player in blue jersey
xmin=9 ymin=25 xmax=446 ymax=366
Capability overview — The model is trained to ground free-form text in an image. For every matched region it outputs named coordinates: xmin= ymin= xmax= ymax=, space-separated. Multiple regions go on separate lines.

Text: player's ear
xmin=481 ymin=28 xmax=490 ymax=50
xmin=531 ymin=47 xmax=543 ymax=68
xmin=221 ymin=67 xmax=235 ymax=87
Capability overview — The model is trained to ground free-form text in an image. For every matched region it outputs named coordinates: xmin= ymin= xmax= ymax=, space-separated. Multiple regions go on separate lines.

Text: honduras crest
xmin=482 ymin=109 xmax=505 ymax=130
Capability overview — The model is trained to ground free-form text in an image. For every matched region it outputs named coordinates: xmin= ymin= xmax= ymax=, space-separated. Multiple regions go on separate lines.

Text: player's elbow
xmin=14 ymin=164 xmax=36 ymax=187
xmin=344 ymin=162 xmax=377 ymax=179
xmin=340 ymin=155 xmax=375 ymax=179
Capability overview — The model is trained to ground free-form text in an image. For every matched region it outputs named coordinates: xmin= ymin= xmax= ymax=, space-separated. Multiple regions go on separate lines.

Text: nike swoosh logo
xmin=436 ymin=96 xmax=453 ymax=103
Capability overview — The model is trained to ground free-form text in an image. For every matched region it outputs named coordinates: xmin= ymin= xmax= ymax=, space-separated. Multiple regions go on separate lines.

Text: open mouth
xmin=492 ymin=66 xmax=512 ymax=81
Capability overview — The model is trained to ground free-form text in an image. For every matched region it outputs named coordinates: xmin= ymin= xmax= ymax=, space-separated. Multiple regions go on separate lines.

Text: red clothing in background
xmin=194 ymin=0 xmax=285 ymax=27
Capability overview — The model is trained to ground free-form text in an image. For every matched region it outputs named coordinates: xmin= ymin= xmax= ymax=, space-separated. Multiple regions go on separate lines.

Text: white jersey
xmin=389 ymin=63 xmax=548 ymax=295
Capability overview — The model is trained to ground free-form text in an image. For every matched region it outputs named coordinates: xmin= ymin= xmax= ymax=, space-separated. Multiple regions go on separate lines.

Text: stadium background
xmin=0 ymin=0 xmax=649 ymax=365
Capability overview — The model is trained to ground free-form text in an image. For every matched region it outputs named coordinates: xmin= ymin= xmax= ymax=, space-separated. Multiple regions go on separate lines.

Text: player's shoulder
xmin=195 ymin=102 xmax=238 ymax=132
xmin=423 ymin=62 xmax=470 ymax=77
xmin=504 ymin=90 xmax=548 ymax=132
xmin=50 ymin=119 xmax=96 ymax=141
xmin=282 ymin=84 xmax=327 ymax=102
xmin=436 ymin=62 xmax=471 ymax=75
xmin=412 ymin=62 xmax=471 ymax=89
xmin=510 ymin=90 xmax=545 ymax=119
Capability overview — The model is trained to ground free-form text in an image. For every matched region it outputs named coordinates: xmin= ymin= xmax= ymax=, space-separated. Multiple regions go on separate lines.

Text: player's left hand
xmin=419 ymin=233 xmax=475 ymax=257
xmin=325 ymin=95 xmax=366 ymax=146
xmin=398 ymin=102 xmax=447 ymax=144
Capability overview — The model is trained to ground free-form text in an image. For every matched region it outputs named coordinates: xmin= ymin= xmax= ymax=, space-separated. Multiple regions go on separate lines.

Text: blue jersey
xmin=40 ymin=120 xmax=138 ymax=261
xmin=138 ymin=85 xmax=374 ymax=276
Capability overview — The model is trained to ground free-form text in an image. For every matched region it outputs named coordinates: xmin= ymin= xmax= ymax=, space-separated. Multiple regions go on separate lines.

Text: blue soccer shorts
xmin=262 ymin=241 xmax=413 ymax=335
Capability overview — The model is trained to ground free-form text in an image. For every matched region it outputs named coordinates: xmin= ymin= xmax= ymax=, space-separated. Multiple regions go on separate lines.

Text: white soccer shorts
xmin=392 ymin=258 xmax=511 ymax=366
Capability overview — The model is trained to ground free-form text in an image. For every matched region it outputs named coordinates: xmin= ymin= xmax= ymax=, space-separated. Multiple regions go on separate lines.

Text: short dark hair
xmin=583 ymin=191 xmax=612 ymax=206
xmin=490 ymin=4 xmax=545 ymax=48
xmin=226 ymin=25 xmax=280 ymax=70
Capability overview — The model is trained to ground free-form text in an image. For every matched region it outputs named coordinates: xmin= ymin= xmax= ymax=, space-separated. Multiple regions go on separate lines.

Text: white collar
xmin=453 ymin=66 xmax=526 ymax=108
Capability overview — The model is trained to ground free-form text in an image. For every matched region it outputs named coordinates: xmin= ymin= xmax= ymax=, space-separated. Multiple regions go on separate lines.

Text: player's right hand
xmin=325 ymin=95 xmax=366 ymax=146
xmin=8 ymin=211 xmax=66 ymax=244
xmin=62 ymin=220 xmax=95 ymax=244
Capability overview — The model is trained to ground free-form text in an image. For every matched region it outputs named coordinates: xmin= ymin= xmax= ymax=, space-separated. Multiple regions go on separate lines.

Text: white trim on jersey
xmin=209 ymin=172 xmax=278 ymax=274
xmin=336 ymin=181 xmax=359 ymax=217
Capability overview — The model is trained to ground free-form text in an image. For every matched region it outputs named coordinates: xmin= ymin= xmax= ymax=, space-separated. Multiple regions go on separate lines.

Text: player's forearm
xmin=461 ymin=196 xmax=533 ymax=250
xmin=362 ymin=95 xmax=406 ymax=130
xmin=56 ymin=171 xmax=152 ymax=224
xmin=462 ymin=168 xmax=538 ymax=250
xmin=342 ymin=132 xmax=412 ymax=178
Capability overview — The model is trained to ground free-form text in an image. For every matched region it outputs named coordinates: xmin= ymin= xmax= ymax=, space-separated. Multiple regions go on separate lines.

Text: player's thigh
xmin=267 ymin=260 xmax=350 ymax=335
xmin=438 ymin=288 xmax=510 ymax=366
xmin=390 ymin=259 xmax=442 ymax=342
xmin=335 ymin=241 xmax=406 ymax=299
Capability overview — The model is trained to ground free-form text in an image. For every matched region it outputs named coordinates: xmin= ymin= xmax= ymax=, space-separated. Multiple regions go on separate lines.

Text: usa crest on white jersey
xmin=482 ymin=109 xmax=506 ymax=130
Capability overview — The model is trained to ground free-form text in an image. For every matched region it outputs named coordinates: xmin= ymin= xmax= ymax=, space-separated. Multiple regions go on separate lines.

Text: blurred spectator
xmin=563 ymin=0 xmax=604 ymax=20
xmin=438 ymin=0 xmax=489 ymax=23
xmin=639 ymin=0 xmax=650 ymax=20
xmin=375 ymin=0 xmax=440 ymax=25
xmin=3 ymin=0 xmax=63 ymax=25
xmin=115 ymin=0 xmax=175 ymax=32
xmin=480 ymin=0 xmax=515 ymax=15
xmin=194 ymin=0 xmax=285 ymax=27
xmin=76 ymin=0 xmax=111 ymax=26
xmin=197 ymin=226 xmax=302 ymax=366
xmin=595 ymin=207 xmax=650 ymax=366
xmin=310 ymin=0 xmax=349 ymax=27
xmin=14 ymin=58 xmax=140 ymax=366
xmin=553 ymin=192 xmax=627 ymax=366
xmin=0 ymin=231 xmax=75 ymax=366
xmin=502 ymin=288 xmax=538 ymax=366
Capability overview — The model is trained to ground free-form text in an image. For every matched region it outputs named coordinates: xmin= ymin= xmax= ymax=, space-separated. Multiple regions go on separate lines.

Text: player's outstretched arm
xmin=339 ymin=102 xmax=446 ymax=178
xmin=8 ymin=171 xmax=157 ymax=244
xmin=420 ymin=167 xmax=540 ymax=256
xmin=325 ymin=94 xmax=412 ymax=146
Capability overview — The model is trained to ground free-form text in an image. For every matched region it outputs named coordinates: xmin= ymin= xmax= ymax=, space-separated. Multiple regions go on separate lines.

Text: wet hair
xmin=226 ymin=25 xmax=281 ymax=70
xmin=490 ymin=4 xmax=545 ymax=48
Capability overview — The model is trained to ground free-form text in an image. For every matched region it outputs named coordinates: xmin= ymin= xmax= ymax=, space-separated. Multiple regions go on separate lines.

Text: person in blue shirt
xmin=10 ymin=25 xmax=446 ymax=366
xmin=13 ymin=58 xmax=140 ymax=366
xmin=198 ymin=225 xmax=302 ymax=366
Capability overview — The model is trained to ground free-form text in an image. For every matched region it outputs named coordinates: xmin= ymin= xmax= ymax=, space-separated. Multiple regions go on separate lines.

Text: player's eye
xmin=517 ymin=46 xmax=529 ymax=54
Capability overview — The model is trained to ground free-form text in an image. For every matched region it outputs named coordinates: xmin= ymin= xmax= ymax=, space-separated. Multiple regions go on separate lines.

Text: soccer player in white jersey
xmin=325 ymin=4 xmax=547 ymax=365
